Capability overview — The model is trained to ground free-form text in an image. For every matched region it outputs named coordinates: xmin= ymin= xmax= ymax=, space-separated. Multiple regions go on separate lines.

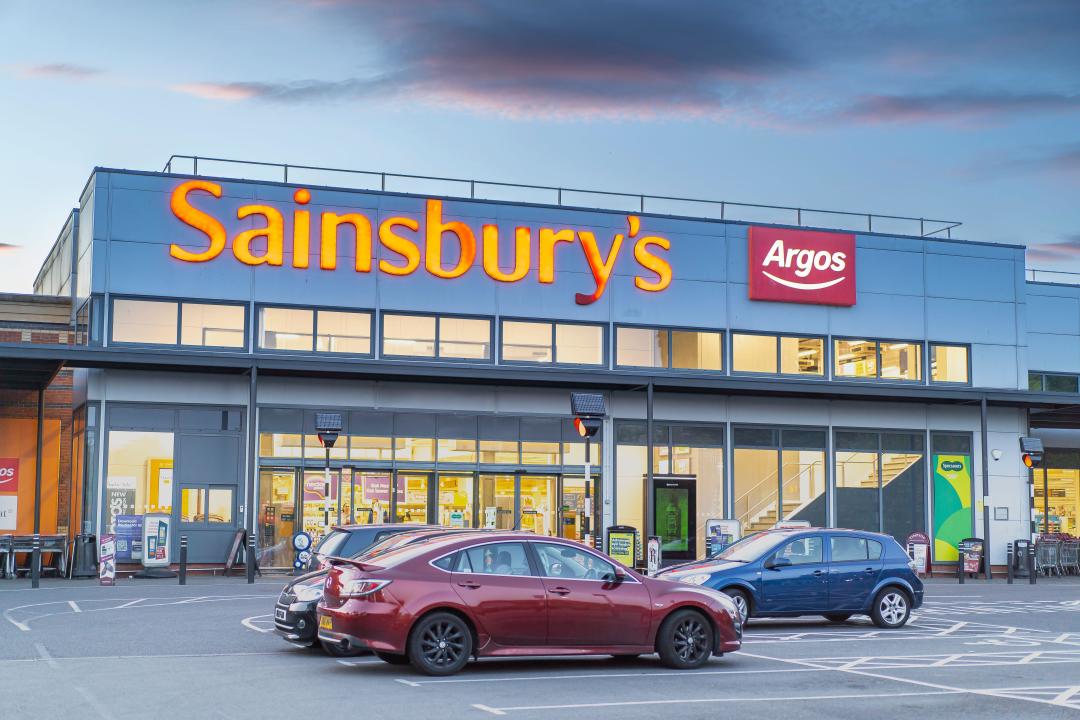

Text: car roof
xmin=758 ymin=527 xmax=895 ymax=540
xmin=330 ymin=523 xmax=439 ymax=533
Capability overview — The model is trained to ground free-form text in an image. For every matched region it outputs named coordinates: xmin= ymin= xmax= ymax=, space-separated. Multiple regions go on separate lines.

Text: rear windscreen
xmin=316 ymin=531 xmax=349 ymax=556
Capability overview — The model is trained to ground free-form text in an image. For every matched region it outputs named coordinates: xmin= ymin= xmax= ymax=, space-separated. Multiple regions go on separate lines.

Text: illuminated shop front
xmin=18 ymin=157 xmax=1079 ymax=569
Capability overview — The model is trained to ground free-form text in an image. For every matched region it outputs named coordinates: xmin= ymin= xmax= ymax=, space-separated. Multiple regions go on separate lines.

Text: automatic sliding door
xmin=479 ymin=474 xmax=515 ymax=529
xmin=396 ymin=472 xmax=430 ymax=524
xmin=437 ymin=474 xmax=474 ymax=528
xmin=520 ymin=475 xmax=557 ymax=536
xmin=302 ymin=469 xmax=340 ymax=544
xmin=351 ymin=471 xmax=392 ymax=524
xmin=257 ymin=468 xmax=297 ymax=568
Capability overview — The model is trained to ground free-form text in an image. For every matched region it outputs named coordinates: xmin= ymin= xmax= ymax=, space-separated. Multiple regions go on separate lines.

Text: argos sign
xmin=169 ymin=180 xmax=673 ymax=305
xmin=748 ymin=226 xmax=856 ymax=306
xmin=0 ymin=458 xmax=16 ymax=492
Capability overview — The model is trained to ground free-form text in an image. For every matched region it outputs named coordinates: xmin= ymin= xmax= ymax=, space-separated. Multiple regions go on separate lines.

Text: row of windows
xmin=1029 ymin=371 xmax=1080 ymax=394
xmin=108 ymin=297 xmax=968 ymax=383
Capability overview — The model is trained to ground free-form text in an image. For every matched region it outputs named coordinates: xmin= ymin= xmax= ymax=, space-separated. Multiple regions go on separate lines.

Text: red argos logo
xmin=748 ymin=226 xmax=856 ymax=306
xmin=0 ymin=458 xmax=17 ymax=492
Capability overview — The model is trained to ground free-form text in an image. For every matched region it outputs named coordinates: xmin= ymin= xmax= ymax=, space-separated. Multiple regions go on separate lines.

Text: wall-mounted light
xmin=991 ymin=449 xmax=1003 ymax=461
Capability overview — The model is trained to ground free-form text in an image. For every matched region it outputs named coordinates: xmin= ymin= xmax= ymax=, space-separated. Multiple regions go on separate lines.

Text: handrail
xmin=736 ymin=459 xmax=824 ymax=525
xmin=160 ymin=154 xmax=962 ymax=239
xmin=1027 ymin=268 xmax=1080 ymax=286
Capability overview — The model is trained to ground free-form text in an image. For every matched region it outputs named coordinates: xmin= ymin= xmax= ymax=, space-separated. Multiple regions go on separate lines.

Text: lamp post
xmin=570 ymin=393 xmax=605 ymax=550
xmin=315 ymin=413 xmax=343 ymax=541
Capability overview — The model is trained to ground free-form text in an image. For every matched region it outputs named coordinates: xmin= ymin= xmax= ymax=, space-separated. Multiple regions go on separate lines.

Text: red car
xmin=317 ymin=531 xmax=742 ymax=675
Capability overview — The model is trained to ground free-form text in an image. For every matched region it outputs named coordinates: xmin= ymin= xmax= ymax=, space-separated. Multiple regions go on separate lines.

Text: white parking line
xmin=67 ymin=601 xmax=81 ymax=613
xmin=470 ymin=689 xmax=965 ymax=714
xmin=34 ymin=643 xmax=59 ymax=670
xmin=241 ymin=614 xmax=275 ymax=634
xmin=407 ymin=665 xmax=826 ymax=685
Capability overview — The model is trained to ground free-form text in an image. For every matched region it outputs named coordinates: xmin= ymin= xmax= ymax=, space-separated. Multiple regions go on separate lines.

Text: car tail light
xmin=340 ymin=579 xmax=392 ymax=598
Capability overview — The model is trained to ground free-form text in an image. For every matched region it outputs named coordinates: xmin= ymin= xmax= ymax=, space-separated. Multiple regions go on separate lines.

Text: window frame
xmin=110 ymin=295 xmax=249 ymax=351
xmin=614 ymin=323 xmax=724 ymax=373
xmin=256 ymin=302 xmax=374 ymax=356
xmin=1030 ymin=371 xmax=1080 ymax=394
xmin=730 ymin=330 xmax=827 ymax=379
xmin=928 ymin=343 xmax=971 ymax=386
xmin=833 ymin=336 xmax=925 ymax=383
xmin=380 ymin=310 xmax=494 ymax=363
xmin=499 ymin=317 xmax=607 ymax=368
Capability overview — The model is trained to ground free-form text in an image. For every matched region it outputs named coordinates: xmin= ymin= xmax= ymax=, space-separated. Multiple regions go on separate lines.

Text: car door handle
xmin=549 ymin=586 xmax=571 ymax=596
xmin=864 ymin=568 xmax=876 ymax=574
xmin=457 ymin=581 xmax=481 ymax=589
xmin=812 ymin=570 xmax=825 ymax=576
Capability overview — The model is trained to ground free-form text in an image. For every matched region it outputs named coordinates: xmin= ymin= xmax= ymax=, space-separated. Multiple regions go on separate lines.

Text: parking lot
xmin=3 ymin=577 xmax=1079 ymax=719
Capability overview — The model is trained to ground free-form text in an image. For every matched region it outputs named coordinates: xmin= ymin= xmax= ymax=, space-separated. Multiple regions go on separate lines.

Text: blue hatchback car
xmin=659 ymin=528 xmax=924 ymax=628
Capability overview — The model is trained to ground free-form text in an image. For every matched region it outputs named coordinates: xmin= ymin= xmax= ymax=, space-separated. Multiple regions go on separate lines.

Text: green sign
xmin=655 ymin=486 xmax=689 ymax=553
xmin=932 ymin=454 xmax=972 ymax=561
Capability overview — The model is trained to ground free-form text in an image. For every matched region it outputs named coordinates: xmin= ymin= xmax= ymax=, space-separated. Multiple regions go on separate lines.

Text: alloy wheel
xmin=731 ymin=594 xmax=748 ymax=620
xmin=879 ymin=592 xmax=908 ymax=626
xmin=419 ymin=620 xmax=467 ymax=668
xmin=672 ymin=616 xmax=709 ymax=663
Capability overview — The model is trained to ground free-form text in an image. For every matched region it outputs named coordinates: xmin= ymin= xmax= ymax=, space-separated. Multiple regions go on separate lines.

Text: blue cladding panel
xmin=1027 ymin=332 xmax=1080 ymax=373
xmin=926 ymin=253 xmax=1016 ymax=302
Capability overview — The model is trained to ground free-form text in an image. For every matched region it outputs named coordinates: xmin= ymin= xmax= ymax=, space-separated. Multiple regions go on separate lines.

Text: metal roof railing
xmin=161 ymin=154 xmax=963 ymax=239
xmin=1026 ymin=268 xmax=1080 ymax=285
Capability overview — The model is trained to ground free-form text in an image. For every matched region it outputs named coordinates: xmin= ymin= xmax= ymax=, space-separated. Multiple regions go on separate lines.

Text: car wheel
xmin=824 ymin=613 xmax=852 ymax=623
xmin=657 ymin=609 xmax=714 ymax=670
xmin=724 ymin=589 xmax=751 ymax=621
xmin=870 ymin=588 xmax=911 ymax=629
xmin=408 ymin=612 xmax=473 ymax=676
xmin=375 ymin=652 xmax=411 ymax=665
xmin=321 ymin=640 xmax=364 ymax=657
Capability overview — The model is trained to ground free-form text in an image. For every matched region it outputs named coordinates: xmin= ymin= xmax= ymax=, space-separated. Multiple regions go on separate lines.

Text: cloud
xmin=18 ymin=63 xmax=100 ymax=80
xmin=0 ymin=242 xmax=19 ymax=251
xmin=171 ymin=0 xmax=1080 ymax=124
xmin=1027 ymin=234 xmax=1080 ymax=263
xmin=964 ymin=143 xmax=1080 ymax=179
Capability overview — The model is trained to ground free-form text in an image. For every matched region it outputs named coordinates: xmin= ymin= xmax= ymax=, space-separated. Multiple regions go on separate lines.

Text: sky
xmin=0 ymin=0 xmax=1078 ymax=292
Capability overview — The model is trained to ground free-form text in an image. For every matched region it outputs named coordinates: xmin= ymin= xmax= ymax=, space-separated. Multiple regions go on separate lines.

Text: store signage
xmin=99 ymin=534 xmax=116 ymax=586
xmin=748 ymin=226 xmax=856 ymax=306
xmin=0 ymin=458 xmax=17 ymax=492
xmin=1 ymin=459 xmax=19 ymax=531
xmin=142 ymin=513 xmax=171 ymax=568
xmin=169 ymin=180 xmax=673 ymax=305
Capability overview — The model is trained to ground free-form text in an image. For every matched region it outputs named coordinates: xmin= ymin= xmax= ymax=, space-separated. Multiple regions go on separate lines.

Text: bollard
xmin=178 ymin=535 xmax=188 ymax=586
xmin=958 ymin=549 xmax=965 ymax=584
xmin=1028 ymin=546 xmax=1036 ymax=585
xmin=31 ymin=534 xmax=41 ymax=588
xmin=246 ymin=533 xmax=256 ymax=584
xmin=1007 ymin=543 xmax=1014 ymax=585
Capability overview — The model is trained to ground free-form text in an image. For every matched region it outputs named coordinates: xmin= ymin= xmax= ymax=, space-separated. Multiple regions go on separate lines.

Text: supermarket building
xmin=5 ymin=156 xmax=1080 ymax=570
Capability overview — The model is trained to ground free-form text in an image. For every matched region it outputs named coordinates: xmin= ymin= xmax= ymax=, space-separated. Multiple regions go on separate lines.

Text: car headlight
xmin=678 ymin=574 xmax=712 ymax=586
xmin=293 ymin=584 xmax=324 ymax=602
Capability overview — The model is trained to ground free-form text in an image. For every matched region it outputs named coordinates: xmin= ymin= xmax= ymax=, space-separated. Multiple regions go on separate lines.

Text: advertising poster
xmin=99 ymin=534 xmax=116 ymax=586
xmin=106 ymin=476 xmax=137 ymax=533
xmin=0 ymin=459 xmax=17 ymax=531
xmin=606 ymin=528 xmax=637 ymax=568
xmin=114 ymin=514 xmax=144 ymax=562
xmin=655 ymin=486 xmax=689 ymax=553
xmin=932 ymin=454 xmax=973 ymax=562
xmin=141 ymin=514 xmax=171 ymax=568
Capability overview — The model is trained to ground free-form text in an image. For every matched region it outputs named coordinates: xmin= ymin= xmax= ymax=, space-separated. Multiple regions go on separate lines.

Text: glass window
xmin=383 ymin=314 xmax=436 ymax=357
xmin=782 ymin=449 xmax=826 ymax=527
xmin=208 ymin=488 xmax=233 ymax=523
xmin=1045 ymin=374 xmax=1079 ymax=393
xmin=259 ymin=307 xmax=313 ymax=351
xmin=304 ymin=434 xmax=348 ymax=460
xmin=316 ymin=310 xmax=371 ymax=354
xmin=835 ymin=451 xmax=879 ymax=532
xmin=259 ymin=432 xmax=303 ymax=458
xmin=534 ymin=543 xmax=617 ymax=581
xmin=781 ymin=337 xmax=824 ymax=376
xmin=734 ymin=447 xmax=778 ymax=534
xmin=105 ymin=431 xmax=174 ymax=536
xmin=830 ymin=536 xmax=868 ymax=562
xmin=439 ymin=317 xmax=491 ymax=360
xmin=671 ymin=330 xmax=722 ymax=371
xmin=395 ymin=437 xmax=435 ymax=462
xmin=258 ymin=469 xmax=296 ymax=567
xmin=868 ymin=539 xmax=883 ymax=560
xmin=880 ymin=342 xmax=922 ymax=381
xmin=479 ymin=440 xmax=518 ymax=464
xmin=461 ymin=542 xmax=532 ymax=575
xmin=835 ymin=339 xmax=877 ymax=378
xmin=733 ymin=333 xmax=777 ymax=373
xmin=503 ymin=320 xmax=552 ymax=363
xmin=774 ymin=536 xmax=823 ymax=564
xmin=180 ymin=303 xmax=245 ymax=348
xmin=521 ymin=440 xmax=560 ymax=465
xmin=555 ymin=323 xmax=603 ymax=365
xmin=617 ymin=327 xmax=667 ymax=368
xmin=180 ymin=488 xmax=206 ymax=523
xmin=1029 ymin=372 xmax=1044 ymax=391
xmin=563 ymin=440 xmax=603 ymax=466
xmin=351 ymin=436 xmax=393 ymax=461
xmin=437 ymin=474 xmax=474 ymax=527
xmin=112 ymin=299 xmax=178 ymax=345
xmin=437 ymin=439 xmax=477 ymax=463
xmin=931 ymin=344 xmax=968 ymax=383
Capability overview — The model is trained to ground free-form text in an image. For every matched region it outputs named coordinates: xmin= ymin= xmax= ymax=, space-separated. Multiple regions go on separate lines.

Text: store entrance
xmin=477 ymin=473 xmax=560 ymax=536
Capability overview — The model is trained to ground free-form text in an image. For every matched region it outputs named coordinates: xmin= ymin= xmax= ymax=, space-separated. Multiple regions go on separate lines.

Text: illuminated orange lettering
xmin=234 ymin=205 xmax=284 ymax=266
xmin=320 ymin=213 xmax=373 ymax=272
xmin=425 ymin=199 xmax=476 ymax=278
xmin=482 ymin=225 xmax=530 ymax=282
xmin=169 ymin=180 xmax=226 ymax=262
xmin=292 ymin=189 xmax=311 ymax=269
xmin=634 ymin=235 xmax=672 ymax=292
xmin=575 ymin=228 xmax=625 ymax=305
xmin=378 ymin=216 xmax=421 ymax=275
xmin=539 ymin=228 xmax=575 ymax=283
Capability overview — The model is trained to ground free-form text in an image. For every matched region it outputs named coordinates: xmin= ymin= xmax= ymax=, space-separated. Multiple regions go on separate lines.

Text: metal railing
xmin=1027 ymin=268 xmax=1080 ymax=285
xmin=161 ymin=154 xmax=963 ymax=239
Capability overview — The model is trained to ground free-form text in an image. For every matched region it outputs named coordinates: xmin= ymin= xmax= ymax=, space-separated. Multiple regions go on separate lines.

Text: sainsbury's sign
xmin=168 ymin=180 xmax=672 ymax=305
xmin=748 ymin=226 xmax=856 ymax=306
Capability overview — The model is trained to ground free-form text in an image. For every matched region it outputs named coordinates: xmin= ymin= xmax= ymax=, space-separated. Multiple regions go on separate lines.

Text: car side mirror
xmin=765 ymin=556 xmax=792 ymax=570
xmin=612 ymin=566 xmax=628 ymax=582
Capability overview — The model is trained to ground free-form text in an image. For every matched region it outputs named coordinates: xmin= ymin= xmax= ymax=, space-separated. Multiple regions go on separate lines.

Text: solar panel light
xmin=315 ymin=412 xmax=343 ymax=449
xmin=569 ymin=392 xmax=606 ymax=418
xmin=1019 ymin=436 xmax=1044 ymax=469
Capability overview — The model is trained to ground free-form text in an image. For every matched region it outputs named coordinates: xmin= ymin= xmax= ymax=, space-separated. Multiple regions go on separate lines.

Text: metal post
xmin=639 ymin=196 xmax=644 ymax=213
xmin=246 ymin=532 xmax=256 ymax=584
xmin=958 ymin=549 xmax=965 ymax=584
xmin=645 ymin=382 xmax=654 ymax=541
xmin=179 ymin=536 xmax=188 ymax=585
xmin=470 ymin=180 xmax=475 ymax=199
xmin=324 ymin=446 xmax=331 ymax=533
xmin=283 ymin=165 xmax=289 ymax=183
xmin=796 ymin=208 xmax=802 ymax=226
xmin=33 ymin=387 xmax=44 ymax=588
xmin=1027 ymin=545 xmax=1036 ymax=584
xmin=980 ymin=396 xmax=991 ymax=580
xmin=584 ymin=438 xmax=592 ymax=547
xmin=1006 ymin=542 xmax=1013 ymax=584
xmin=246 ymin=367 xmax=258 ymax=552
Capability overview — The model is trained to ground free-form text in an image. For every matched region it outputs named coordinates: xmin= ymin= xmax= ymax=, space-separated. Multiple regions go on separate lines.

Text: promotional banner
xmin=0 ymin=458 xmax=18 ymax=531
xmin=114 ymin=514 xmax=144 ymax=562
xmin=99 ymin=534 xmax=116 ymax=586
xmin=141 ymin=514 xmax=171 ymax=567
xmin=932 ymin=454 xmax=973 ymax=562
xmin=605 ymin=526 xmax=638 ymax=568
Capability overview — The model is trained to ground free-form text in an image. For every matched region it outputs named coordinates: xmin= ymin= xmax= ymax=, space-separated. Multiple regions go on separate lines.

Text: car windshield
xmin=715 ymin=532 xmax=792 ymax=562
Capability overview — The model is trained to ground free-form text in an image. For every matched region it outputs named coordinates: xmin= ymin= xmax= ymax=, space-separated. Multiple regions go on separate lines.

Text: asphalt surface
xmin=2 ymin=575 xmax=1079 ymax=719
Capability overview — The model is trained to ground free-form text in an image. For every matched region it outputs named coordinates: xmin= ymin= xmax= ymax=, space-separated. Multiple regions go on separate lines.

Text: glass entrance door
xmin=302 ymin=469 xmax=341 ymax=544
xmin=257 ymin=468 xmax=296 ymax=568
xmin=479 ymin=474 xmax=515 ymax=529
xmin=396 ymin=472 xmax=430 ymax=524
xmin=350 ymin=470 xmax=392 ymax=524
xmin=519 ymin=475 xmax=557 ymax=536
xmin=437 ymin=473 xmax=474 ymax=528
xmin=560 ymin=474 xmax=593 ymax=541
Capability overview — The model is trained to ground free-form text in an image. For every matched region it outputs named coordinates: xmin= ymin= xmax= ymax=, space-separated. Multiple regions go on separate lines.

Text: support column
xmin=980 ymin=396 xmax=991 ymax=578
xmin=32 ymin=387 xmax=44 ymax=588
xmin=246 ymin=367 xmax=258 ymax=538
xmin=645 ymin=381 xmax=654 ymax=539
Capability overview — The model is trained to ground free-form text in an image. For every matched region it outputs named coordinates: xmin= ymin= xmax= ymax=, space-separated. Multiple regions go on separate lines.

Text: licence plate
xmin=274 ymin=608 xmax=287 ymax=622
xmin=319 ymin=615 xmax=333 ymax=631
